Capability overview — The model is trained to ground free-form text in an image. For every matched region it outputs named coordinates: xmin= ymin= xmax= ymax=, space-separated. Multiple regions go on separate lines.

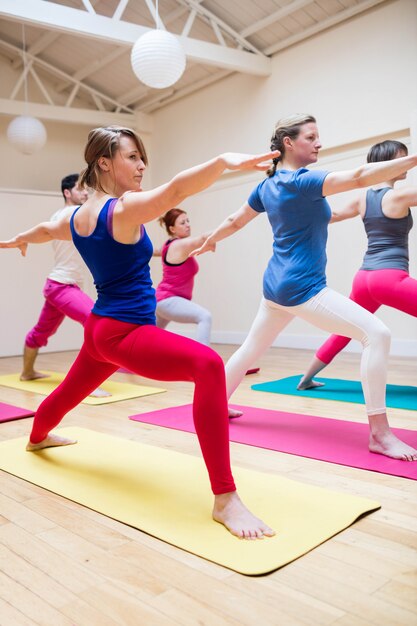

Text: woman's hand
xmin=0 ymin=237 xmax=28 ymax=256
xmin=220 ymin=150 xmax=280 ymax=172
xmin=190 ymin=238 xmax=216 ymax=257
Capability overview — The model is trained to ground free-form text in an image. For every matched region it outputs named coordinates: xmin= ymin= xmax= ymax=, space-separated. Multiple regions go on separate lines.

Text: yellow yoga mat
xmin=0 ymin=372 xmax=165 ymax=405
xmin=0 ymin=427 xmax=380 ymax=575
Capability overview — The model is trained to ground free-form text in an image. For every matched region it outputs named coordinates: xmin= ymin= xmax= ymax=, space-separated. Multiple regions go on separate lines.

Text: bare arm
xmin=330 ymin=197 xmax=362 ymax=223
xmin=166 ymin=233 xmax=213 ymax=263
xmin=118 ymin=151 xmax=279 ymax=227
xmin=323 ymin=153 xmax=417 ymax=196
xmin=191 ymin=203 xmax=259 ymax=256
xmin=387 ymin=186 xmax=417 ymax=212
xmin=0 ymin=217 xmax=71 ymax=256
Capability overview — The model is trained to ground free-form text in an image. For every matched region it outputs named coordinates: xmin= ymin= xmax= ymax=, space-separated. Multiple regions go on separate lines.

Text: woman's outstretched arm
xmin=119 ymin=151 xmax=279 ymax=227
xmin=389 ymin=186 xmax=417 ymax=211
xmin=330 ymin=197 xmax=362 ymax=223
xmin=166 ymin=232 xmax=214 ymax=263
xmin=191 ymin=203 xmax=259 ymax=256
xmin=323 ymin=153 xmax=417 ymax=196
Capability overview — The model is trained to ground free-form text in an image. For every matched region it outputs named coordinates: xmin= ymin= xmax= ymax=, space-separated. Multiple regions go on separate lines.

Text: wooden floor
xmin=0 ymin=346 xmax=416 ymax=626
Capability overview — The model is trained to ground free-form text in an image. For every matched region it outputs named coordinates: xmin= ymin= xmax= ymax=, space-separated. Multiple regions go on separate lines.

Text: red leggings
xmin=317 ymin=269 xmax=417 ymax=364
xmin=30 ymin=314 xmax=235 ymax=495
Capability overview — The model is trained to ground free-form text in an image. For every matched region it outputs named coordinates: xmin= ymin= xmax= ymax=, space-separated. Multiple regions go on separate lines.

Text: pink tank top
xmin=155 ymin=239 xmax=199 ymax=302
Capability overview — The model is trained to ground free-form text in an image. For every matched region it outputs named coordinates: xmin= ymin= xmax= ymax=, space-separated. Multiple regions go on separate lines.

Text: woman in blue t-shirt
xmin=193 ymin=114 xmax=417 ymax=462
xmin=300 ymin=139 xmax=416 ymax=387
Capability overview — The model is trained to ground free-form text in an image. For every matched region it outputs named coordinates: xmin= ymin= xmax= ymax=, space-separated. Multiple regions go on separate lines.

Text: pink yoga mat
xmin=0 ymin=402 xmax=34 ymax=423
xmin=129 ymin=404 xmax=417 ymax=480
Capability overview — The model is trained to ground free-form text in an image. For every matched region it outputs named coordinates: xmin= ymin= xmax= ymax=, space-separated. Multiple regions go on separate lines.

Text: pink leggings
xmin=25 ymin=279 xmax=94 ymax=349
xmin=29 ymin=314 xmax=235 ymax=495
xmin=317 ymin=269 xmax=417 ymax=364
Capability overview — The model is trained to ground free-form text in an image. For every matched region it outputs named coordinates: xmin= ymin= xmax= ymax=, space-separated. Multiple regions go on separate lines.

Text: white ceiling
xmin=0 ymin=0 xmax=388 ymax=129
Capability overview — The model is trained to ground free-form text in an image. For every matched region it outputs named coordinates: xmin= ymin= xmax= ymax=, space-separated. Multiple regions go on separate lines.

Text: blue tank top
xmin=361 ymin=188 xmax=413 ymax=272
xmin=70 ymin=198 xmax=156 ymax=325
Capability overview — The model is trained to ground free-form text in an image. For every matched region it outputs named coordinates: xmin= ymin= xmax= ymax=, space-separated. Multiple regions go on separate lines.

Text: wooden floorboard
xmin=0 ymin=346 xmax=416 ymax=626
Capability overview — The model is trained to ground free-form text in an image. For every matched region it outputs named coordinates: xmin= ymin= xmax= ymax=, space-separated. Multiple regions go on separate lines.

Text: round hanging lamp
xmin=131 ymin=29 xmax=186 ymax=89
xmin=7 ymin=115 xmax=47 ymax=155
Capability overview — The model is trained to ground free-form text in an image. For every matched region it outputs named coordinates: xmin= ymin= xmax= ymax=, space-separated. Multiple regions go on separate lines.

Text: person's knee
xmin=200 ymin=309 xmax=212 ymax=325
xmin=197 ymin=346 xmax=224 ymax=378
xmin=367 ymin=319 xmax=391 ymax=349
xmin=25 ymin=331 xmax=49 ymax=349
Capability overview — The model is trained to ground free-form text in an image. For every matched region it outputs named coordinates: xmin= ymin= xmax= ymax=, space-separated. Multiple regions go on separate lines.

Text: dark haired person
xmin=192 ymin=116 xmax=417 ymax=461
xmin=20 ymin=174 xmax=103 ymax=386
xmin=0 ymin=125 xmax=278 ymax=538
xmin=299 ymin=139 xmax=416 ymax=390
xmin=155 ymin=208 xmax=212 ymax=344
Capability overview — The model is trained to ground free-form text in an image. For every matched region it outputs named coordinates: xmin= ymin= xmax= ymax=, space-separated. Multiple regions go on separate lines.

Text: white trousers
xmin=156 ymin=296 xmax=212 ymax=345
xmin=226 ymin=288 xmax=391 ymax=415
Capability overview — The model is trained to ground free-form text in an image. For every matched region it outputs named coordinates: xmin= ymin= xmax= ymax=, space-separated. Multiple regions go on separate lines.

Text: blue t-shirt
xmin=70 ymin=198 xmax=156 ymax=325
xmin=248 ymin=168 xmax=330 ymax=306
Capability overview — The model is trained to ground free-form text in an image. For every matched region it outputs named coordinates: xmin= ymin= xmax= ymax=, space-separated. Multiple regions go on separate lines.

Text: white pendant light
xmin=7 ymin=26 xmax=47 ymax=155
xmin=130 ymin=0 xmax=186 ymax=89
xmin=7 ymin=115 xmax=47 ymax=155
xmin=131 ymin=29 xmax=186 ymax=89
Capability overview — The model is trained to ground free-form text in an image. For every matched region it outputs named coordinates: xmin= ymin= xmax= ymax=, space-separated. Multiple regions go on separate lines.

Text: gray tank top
xmin=360 ymin=187 xmax=413 ymax=272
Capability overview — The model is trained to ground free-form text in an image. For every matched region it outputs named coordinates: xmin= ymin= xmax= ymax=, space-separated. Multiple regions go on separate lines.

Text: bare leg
xmin=297 ymin=357 xmax=327 ymax=390
xmin=20 ymin=345 xmax=49 ymax=381
xmin=21 ymin=345 xmax=110 ymax=396
xmin=369 ymin=413 xmax=417 ymax=461
xmin=26 ymin=433 xmax=77 ymax=451
xmin=213 ymin=491 xmax=275 ymax=539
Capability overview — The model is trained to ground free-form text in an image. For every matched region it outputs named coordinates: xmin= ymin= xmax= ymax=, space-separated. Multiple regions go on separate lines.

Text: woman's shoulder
xmin=274 ymin=167 xmax=320 ymax=181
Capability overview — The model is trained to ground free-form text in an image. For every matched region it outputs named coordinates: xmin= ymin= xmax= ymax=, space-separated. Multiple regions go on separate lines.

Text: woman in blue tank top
xmin=301 ymin=139 xmax=416 ymax=388
xmin=193 ymin=115 xmax=417 ymax=462
xmin=0 ymin=126 xmax=278 ymax=539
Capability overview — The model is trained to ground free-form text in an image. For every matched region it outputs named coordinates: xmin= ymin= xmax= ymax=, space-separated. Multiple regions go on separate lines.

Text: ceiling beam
xmin=55 ymin=47 xmax=126 ymax=93
xmin=264 ymin=0 xmax=387 ymax=55
xmin=143 ymin=69 xmax=232 ymax=113
xmin=175 ymin=0 xmax=263 ymax=55
xmin=240 ymin=0 xmax=313 ymax=38
xmin=0 ymin=98 xmax=152 ymax=131
xmin=12 ymin=31 xmax=60 ymax=69
xmin=0 ymin=0 xmax=271 ymax=77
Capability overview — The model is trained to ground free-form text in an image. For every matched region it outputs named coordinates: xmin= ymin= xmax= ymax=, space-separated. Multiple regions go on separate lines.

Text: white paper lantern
xmin=131 ymin=30 xmax=186 ymax=89
xmin=7 ymin=115 xmax=47 ymax=155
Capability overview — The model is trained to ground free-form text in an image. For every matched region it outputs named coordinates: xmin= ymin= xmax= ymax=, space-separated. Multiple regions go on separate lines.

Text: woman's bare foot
xmin=369 ymin=431 xmax=417 ymax=461
xmin=89 ymin=387 xmax=111 ymax=398
xmin=228 ymin=407 xmax=243 ymax=419
xmin=297 ymin=378 xmax=325 ymax=391
xmin=20 ymin=370 xmax=49 ymax=381
xmin=26 ymin=434 xmax=77 ymax=452
xmin=213 ymin=491 xmax=275 ymax=539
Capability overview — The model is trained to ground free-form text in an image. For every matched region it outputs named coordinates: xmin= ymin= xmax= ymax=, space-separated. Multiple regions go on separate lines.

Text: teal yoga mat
xmin=251 ymin=375 xmax=417 ymax=411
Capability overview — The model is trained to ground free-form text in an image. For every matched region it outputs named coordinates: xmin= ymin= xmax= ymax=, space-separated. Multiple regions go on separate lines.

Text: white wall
xmin=0 ymin=0 xmax=416 ymax=357
xmin=149 ymin=0 xmax=417 ymax=356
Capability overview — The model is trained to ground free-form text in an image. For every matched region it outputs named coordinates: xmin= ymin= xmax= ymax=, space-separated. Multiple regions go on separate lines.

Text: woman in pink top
xmin=155 ymin=208 xmax=212 ymax=344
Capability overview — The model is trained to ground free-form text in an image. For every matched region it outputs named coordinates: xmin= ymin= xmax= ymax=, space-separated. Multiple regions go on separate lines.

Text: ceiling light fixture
xmin=7 ymin=25 xmax=47 ymax=155
xmin=130 ymin=0 xmax=186 ymax=89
